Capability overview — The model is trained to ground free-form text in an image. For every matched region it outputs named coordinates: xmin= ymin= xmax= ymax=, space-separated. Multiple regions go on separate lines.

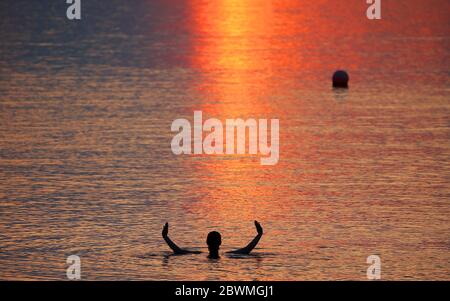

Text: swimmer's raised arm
xmin=228 ymin=221 xmax=263 ymax=255
xmin=162 ymin=222 xmax=199 ymax=254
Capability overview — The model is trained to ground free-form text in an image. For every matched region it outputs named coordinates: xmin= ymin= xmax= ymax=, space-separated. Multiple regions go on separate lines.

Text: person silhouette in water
xmin=162 ymin=221 xmax=263 ymax=259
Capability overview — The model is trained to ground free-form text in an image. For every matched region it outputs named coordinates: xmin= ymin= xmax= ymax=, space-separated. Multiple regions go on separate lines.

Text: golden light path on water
xmin=187 ymin=0 xmax=281 ymax=225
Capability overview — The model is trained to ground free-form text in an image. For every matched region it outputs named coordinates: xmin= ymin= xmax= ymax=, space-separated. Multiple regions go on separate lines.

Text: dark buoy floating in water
xmin=332 ymin=70 xmax=349 ymax=88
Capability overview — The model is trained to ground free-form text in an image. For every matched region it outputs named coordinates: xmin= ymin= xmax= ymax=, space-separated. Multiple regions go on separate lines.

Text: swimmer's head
xmin=206 ymin=231 xmax=221 ymax=256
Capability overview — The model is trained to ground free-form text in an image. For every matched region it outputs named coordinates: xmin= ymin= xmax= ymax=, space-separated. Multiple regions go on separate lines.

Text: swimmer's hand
xmin=228 ymin=220 xmax=263 ymax=255
xmin=162 ymin=222 xmax=169 ymax=238
xmin=255 ymin=220 xmax=263 ymax=235
xmin=162 ymin=222 xmax=199 ymax=255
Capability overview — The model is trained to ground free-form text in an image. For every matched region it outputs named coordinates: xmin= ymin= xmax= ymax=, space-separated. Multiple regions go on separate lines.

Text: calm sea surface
xmin=0 ymin=0 xmax=449 ymax=280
